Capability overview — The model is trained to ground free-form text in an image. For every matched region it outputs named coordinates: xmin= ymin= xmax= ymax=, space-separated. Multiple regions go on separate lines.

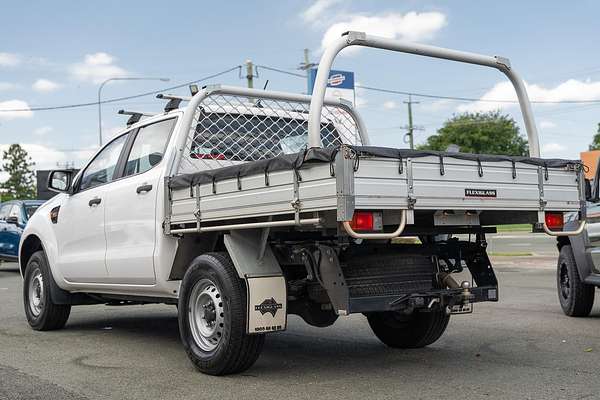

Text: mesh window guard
xmin=177 ymin=93 xmax=362 ymax=174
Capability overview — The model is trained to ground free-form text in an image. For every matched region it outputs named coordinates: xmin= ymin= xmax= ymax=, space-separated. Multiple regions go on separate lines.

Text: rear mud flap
xmin=224 ymin=231 xmax=287 ymax=334
xmin=246 ymin=276 xmax=287 ymax=334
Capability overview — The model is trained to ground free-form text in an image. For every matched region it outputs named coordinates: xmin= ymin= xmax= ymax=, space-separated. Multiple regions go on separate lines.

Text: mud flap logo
xmin=255 ymin=297 xmax=283 ymax=317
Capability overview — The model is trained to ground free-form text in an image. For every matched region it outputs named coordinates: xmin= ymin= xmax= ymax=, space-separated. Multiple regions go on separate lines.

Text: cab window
xmin=0 ymin=203 xmax=11 ymax=220
xmin=124 ymin=118 xmax=176 ymax=177
xmin=79 ymin=134 xmax=128 ymax=191
xmin=24 ymin=204 xmax=41 ymax=219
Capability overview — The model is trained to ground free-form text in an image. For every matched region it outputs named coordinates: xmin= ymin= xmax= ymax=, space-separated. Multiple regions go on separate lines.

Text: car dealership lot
xmin=1 ymin=247 xmax=600 ymax=400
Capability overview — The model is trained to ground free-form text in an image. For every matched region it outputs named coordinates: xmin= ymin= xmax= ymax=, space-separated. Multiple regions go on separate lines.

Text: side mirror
xmin=5 ymin=215 xmax=19 ymax=225
xmin=48 ymin=170 xmax=73 ymax=193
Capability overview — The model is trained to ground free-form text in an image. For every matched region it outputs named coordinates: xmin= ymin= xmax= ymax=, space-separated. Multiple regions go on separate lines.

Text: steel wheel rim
xmin=559 ymin=262 xmax=570 ymax=300
xmin=188 ymin=278 xmax=225 ymax=352
xmin=28 ymin=268 xmax=44 ymax=317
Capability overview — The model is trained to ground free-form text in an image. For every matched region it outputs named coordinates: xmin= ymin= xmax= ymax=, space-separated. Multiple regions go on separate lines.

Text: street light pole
xmin=97 ymin=76 xmax=170 ymax=147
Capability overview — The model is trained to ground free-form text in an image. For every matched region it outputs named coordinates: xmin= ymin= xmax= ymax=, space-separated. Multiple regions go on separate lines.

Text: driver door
xmin=55 ymin=133 xmax=129 ymax=283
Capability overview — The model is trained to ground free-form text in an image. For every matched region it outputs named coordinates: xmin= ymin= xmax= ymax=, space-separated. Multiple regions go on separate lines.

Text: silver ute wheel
xmin=188 ymin=279 xmax=225 ymax=352
xmin=178 ymin=252 xmax=265 ymax=375
xmin=28 ymin=268 xmax=44 ymax=317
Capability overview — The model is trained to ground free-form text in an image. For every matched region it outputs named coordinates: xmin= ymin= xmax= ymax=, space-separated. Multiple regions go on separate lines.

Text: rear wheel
xmin=178 ymin=252 xmax=264 ymax=375
xmin=23 ymin=251 xmax=71 ymax=331
xmin=367 ymin=308 xmax=450 ymax=348
xmin=557 ymin=245 xmax=594 ymax=317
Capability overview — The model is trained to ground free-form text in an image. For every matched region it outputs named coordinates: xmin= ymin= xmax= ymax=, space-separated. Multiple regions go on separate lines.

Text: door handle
xmin=88 ymin=197 xmax=102 ymax=207
xmin=136 ymin=184 xmax=153 ymax=194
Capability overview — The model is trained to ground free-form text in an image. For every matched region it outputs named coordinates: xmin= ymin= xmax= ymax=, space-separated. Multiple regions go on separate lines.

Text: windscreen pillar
xmin=307 ymin=31 xmax=541 ymax=158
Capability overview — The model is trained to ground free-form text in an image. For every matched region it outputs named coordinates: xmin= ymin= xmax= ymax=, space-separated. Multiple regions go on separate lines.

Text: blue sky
xmin=1 ymin=0 xmax=600 ymax=174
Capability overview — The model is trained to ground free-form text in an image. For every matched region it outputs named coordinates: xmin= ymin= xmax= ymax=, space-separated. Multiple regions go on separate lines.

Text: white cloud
xmin=69 ymin=52 xmax=128 ymax=84
xmin=0 ymin=100 xmax=33 ymax=120
xmin=34 ymin=126 xmax=53 ymax=136
xmin=0 ymin=82 xmax=18 ymax=91
xmin=0 ymin=52 xmax=20 ymax=67
xmin=539 ymin=120 xmax=556 ymax=129
xmin=320 ymin=11 xmax=447 ymax=54
xmin=0 ymin=143 xmax=95 ymax=174
xmin=458 ymin=79 xmax=600 ymax=113
xmin=32 ymin=78 xmax=61 ymax=92
xmin=541 ymin=142 xmax=567 ymax=157
xmin=383 ymin=100 xmax=398 ymax=110
xmin=302 ymin=0 xmax=342 ymax=23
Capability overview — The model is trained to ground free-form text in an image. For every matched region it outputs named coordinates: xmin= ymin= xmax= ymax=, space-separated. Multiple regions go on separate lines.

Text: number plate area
xmin=450 ymin=303 xmax=473 ymax=314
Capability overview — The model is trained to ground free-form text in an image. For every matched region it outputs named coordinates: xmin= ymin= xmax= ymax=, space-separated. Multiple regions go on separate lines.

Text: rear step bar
xmin=349 ymin=285 xmax=499 ymax=314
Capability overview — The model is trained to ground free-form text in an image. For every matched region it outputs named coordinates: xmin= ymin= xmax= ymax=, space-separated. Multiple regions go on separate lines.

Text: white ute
xmin=20 ymin=32 xmax=586 ymax=375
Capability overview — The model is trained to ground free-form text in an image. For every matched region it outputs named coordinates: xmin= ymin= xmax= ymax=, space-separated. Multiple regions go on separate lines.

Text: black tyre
xmin=557 ymin=245 xmax=595 ymax=317
xmin=367 ymin=308 xmax=450 ymax=348
xmin=178 ymin=252 xmax=265 ymax=375
xmin=23 ymin=251 xmax=71 ymax=331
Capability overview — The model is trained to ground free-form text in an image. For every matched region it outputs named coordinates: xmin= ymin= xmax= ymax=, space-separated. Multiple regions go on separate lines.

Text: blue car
xmin=0 ymin=200 xmax=45 ymax=262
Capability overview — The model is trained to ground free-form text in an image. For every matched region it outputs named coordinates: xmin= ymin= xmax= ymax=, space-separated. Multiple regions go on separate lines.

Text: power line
xmin=5 ymin=62 xmax=600 ymax=114
xmin=256 ymin=65 xmax=305 ymax=79
xmin=256 ymin=63 xmax=600 ymax=105
xmin=356 ymin=84 xmax=600 ymax=104
xmin=0 ymin=66 xmax=242 ymax=112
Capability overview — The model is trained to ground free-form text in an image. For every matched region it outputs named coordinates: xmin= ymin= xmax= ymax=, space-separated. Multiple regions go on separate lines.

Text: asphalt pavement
xmin=0 ymin=236 xmax=599 ymax=400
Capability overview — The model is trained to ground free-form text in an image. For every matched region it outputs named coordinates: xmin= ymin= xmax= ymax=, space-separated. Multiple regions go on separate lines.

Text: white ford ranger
xmin=20 ymin=32 xmax=586 ymax=375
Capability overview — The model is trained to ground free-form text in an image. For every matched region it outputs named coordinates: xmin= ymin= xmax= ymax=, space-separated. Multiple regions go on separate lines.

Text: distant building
xmin=580 ymin=151 xmax=600 ymax=180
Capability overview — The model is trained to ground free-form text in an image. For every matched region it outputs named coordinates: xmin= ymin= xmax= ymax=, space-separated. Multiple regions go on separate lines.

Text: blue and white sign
xmin=308 ymin=68 xmax=355 ymax=105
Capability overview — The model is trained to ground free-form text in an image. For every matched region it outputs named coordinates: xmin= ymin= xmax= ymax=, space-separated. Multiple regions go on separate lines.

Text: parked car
xmin=556 ymin=164 xmax=600 ymax=317
xmin=0 ymin=200 xmax=45 ymax=261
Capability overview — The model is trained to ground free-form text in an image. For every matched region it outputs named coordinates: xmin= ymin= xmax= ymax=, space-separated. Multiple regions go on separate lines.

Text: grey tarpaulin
xmin=169 ymin=145 xmax=581 ymax=190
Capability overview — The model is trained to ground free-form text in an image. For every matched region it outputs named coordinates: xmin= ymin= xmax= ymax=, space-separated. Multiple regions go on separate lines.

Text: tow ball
xmin=449 ymin=281 xmax=474 ymax=314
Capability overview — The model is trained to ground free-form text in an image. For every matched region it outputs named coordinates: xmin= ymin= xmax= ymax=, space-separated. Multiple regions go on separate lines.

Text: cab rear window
xmin=190 ymin=113 xmax=340 ymax=161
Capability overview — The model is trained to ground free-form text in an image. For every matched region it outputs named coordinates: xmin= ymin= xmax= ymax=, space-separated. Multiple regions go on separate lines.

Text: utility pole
xmin=245 ymin=60 xmax=254 ymax=89
xmin=299 ymin=48 xmax=317 ymax=93
xmin=403 ymin=94 xmax=420 ymax=150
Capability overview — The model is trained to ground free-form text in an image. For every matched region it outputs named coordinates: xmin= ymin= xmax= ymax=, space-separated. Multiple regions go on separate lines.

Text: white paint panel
xmin=169 ymin=157 xmax=582 ymax=226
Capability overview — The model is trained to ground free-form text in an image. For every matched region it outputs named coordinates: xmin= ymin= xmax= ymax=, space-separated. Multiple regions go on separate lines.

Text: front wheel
xmin=23 ymin=251 xmax=71 ymax=331
xmin=178 ymin=252 xmax=265 ymax=375
xmin=557 ymin=245 xmax=595 ymax=317
xmin=366 ymin=309 xmax=450 ymax=348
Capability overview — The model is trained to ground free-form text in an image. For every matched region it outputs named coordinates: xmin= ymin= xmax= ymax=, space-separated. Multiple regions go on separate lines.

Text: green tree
xmin=418 ymin=111 xmax=529 ymax=156
xmin=588 ymin=123 xmax=600 ymax=150
xmin=1 ymin=144 xmax=36 ymax=200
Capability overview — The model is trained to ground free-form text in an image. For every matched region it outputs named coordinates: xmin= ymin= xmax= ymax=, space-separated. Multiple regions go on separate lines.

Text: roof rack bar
xmin=156 ymin=94 xmax=192 ymax=101
xmin=156 ymin=93 xmax=192 ymax=112
xmin=118 ymin=109 xmax=156 ymax=126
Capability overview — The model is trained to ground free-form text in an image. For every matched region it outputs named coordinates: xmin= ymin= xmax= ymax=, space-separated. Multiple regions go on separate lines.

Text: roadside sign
xmin=308 ymin=68 xmax=355 ymax=106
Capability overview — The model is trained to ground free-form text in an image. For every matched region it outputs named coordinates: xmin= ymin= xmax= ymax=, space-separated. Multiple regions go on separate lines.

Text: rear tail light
xmin=350 ymin=211 xmax=383 ymax=232
xmin=545 ymin=212 xmax=564 ymax=230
